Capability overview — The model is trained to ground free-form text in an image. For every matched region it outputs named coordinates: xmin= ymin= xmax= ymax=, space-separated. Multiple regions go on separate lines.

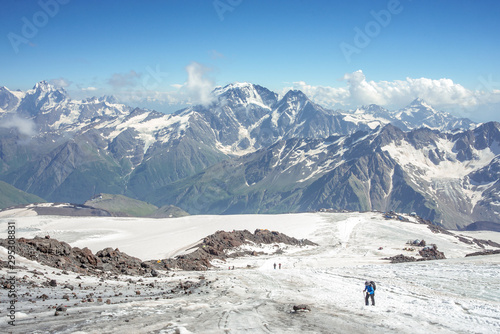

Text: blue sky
xmin=1 ymin=0 xmax=500 ymax=120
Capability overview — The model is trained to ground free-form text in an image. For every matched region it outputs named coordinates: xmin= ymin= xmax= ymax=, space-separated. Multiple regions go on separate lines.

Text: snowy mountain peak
xmin=214 ymin=82 xmax=254 ymax=93
xmin=395 ymin=98 xmax=440 ymax=120
xmin=99 ymin=95 xmax=119 ymax=104
xmin=275 ymin=90 xmax=311 ymax=114
xmin=408 ymin=97 xmax=432 ymax=109
xmin=355 ymin=104 xmax=390 ymax=115
xmin=30 ymin=80 xmax=68 ymax=101
xmin=282 ymin=89 xmax=309 ymax=102
xmin=0 ymin=80 xmax=495 ymax=228
xmin=213 ymin=82 xmax=263 ymax=98
xmin=213 ymin=82 xmax=278 ymax=109
xmin=269 ymin=90 xmax=315 ymax=128
xmin=0 ymin=86 xmax=21 ymax=112
xmin=33 ymin=80 xmax=58 ymax=92
xmin=410 ymin=97 xmax=424 ymax=104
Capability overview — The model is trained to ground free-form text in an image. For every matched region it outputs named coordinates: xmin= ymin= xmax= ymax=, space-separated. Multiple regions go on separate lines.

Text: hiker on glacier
xmin=363 ymin=281 xmax=375 ymax=306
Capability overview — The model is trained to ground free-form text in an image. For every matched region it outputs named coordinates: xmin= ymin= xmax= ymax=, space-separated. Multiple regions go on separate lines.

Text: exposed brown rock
xmin=419 ymin=244 xmax=446 ymax=260
xmin=384 ymin=254 xmax=417 ymax=263
xmin=146 ymin=229 xmax=317 ymax=271
xmin=0 ymin=229 xmax=316 ymax=275
xmin=0 ymin=237 xmax=148 ymax=276
xmin=293 ymin=304 xmax=311 ymax=312
xmin=465 ymin=249 xmax=500 ymax=257
xmin=385 ymin=244 xmax=445 ymax=263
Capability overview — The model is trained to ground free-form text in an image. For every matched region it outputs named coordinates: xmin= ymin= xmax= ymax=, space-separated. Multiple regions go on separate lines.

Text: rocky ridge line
xmin=145 ymin=229 xmax=317 ymax=271
xmin=0 ymin=229 xmax=317 ymax=275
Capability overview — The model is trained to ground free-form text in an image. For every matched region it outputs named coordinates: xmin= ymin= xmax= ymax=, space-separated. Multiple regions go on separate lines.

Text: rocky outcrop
xmin=465 ymin=249 xmax=500 ymax=257
xmin=0 ymin=236 xmax=151 ymax=276
xmin=454 ymin=234 xmax=500 ymax=248
xmin=0 ymin=229 xmax=316 ymax=275
xmin=94 ymin=247 xmax=145 ymax=275
xmin=385 ymin=244 xmax=445 ymax=263
xmin=419 ymin=244 xmax=446 ymax=260
xmin=471 ymin=238 xmax=500 ymax=248
xmin=385 ymin=254 xmax=417 ymax=263
xmin=146 ymin=229 xmax=317 ymax=271
xmin=293 ymin=304 xmax=312 ymax=312
xmin=425 ymin=222 xmax=453 ymax=235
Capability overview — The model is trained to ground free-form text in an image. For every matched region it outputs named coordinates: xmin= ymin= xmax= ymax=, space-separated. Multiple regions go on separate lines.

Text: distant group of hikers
xmin=273 ymin=263 xmax=281 ymax=269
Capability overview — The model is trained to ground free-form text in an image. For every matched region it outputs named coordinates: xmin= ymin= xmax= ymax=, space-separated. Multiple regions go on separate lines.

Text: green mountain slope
xmin=84 ymin=193 xmax=158 ymax=217
xmin=85 ymin=193 xmax=190 ymax=218
xmin=0 ymin=181 xmax=46 ymax=210
xmin=148 ymin=204 xmax=190 ymax=218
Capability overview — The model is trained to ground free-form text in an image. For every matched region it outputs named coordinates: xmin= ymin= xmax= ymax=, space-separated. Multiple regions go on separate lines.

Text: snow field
xmin=1 ymin=212 xmax=499 ymax=333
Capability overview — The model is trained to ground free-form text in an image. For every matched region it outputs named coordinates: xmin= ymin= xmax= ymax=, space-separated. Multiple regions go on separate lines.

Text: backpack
xmin=370 ymin=281 xmax=376 ymax=291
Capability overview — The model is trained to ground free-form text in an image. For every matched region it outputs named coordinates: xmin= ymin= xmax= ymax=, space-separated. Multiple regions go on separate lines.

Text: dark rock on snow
xmin=293 ymin=304 xmax=311 ymax=312
xmin=0 ymin=229 xmax=316 ymax=275
xmin=146 ymin=229 xmax=317 ymax=271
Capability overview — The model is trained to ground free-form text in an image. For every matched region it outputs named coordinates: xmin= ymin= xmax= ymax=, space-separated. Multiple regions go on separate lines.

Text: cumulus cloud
xmin=81 ymin=86 xmax=97 ymax=92
xmin=0 ymin=115 xmax=36 ymax=136
xmin=74 ymin=62 xmax=216 ymax=110
xmin=107 ymin=70 xmax=142 ymax=89
xmin=282 ymin=70 xmax=500 ymax=121
xmin=283 ymin=81 xmax=349 ymax=108
xmin=338 ymin=70 xmax=479 ymax=108
xmin=49 ymin=77 xmax=72 ymax=88
xmin=181 ymin=62 xmax=215 ymax=105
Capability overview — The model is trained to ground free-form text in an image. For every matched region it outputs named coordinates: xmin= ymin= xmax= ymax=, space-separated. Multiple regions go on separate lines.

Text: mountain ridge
xmin=145 ymin=122 xmax=500 ymax=229
xmin=0 ymin=180 xmax=46 ymax=210
xmin=0 ymin=80 xmax=494 ymax=229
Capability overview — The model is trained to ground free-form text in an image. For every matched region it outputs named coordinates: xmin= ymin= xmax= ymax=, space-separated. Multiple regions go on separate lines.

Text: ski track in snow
xmin=1 ymin=212 xmax=500 ymax=334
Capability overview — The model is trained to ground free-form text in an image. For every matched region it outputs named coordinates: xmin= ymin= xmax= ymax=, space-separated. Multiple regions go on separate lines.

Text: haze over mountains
xmin=1 ymin=81 xmax=499 ymax=229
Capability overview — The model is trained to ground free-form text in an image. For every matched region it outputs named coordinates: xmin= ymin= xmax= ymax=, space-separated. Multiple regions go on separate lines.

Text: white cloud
xmin=81 ymin=86 xmax=97 ymax=91
xmin=107 ymin=62 xmax=215 ymax=108
xmin=0 ymin=115 xmax=36 ymax=136
xmin=282 ymin=70 xmax=500 ymax=121
xmin=49 ymin=77 xmax=72 ymax=88
xmin=181 ymin=62 xmax=215 ymax=106
xmin=282 ymin=81 xmax=349 ymax=107
xmin=69 ymin=67 xmax=500 ymax=121
xmin=339 ymin=70 xmax=480 ymax=108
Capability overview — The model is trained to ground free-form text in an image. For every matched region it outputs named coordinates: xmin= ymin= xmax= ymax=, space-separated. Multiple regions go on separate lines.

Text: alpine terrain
xmin=1 ymin=81 xmax=499 ymax=229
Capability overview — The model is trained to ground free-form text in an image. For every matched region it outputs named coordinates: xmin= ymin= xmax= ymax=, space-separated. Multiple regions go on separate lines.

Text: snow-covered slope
xmin=0 ymin=86 xmax=24 ymax=113
xmin=1 ymin=212 xmax=499 ymax=333
xmin=151 ymin=122 xmax=500 ymax=228
xmin=0 ymin=81 xmax=486 ymax=221
xmin=392 ymin=98 xmax=473 ymax=130
xmin=341 ymin=98 xmax=476 ymax=132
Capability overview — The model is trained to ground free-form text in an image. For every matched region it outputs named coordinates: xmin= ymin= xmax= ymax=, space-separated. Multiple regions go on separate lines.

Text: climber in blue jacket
xmin=364 ymin=281 xmax=375 ymax=306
